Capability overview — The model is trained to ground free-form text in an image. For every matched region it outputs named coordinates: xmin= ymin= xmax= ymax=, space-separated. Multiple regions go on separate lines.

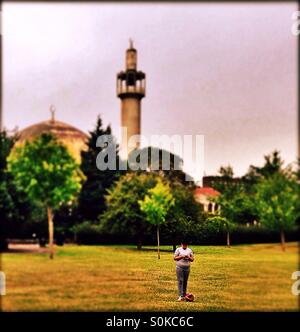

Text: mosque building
xmin=16 ymin=106 xmax=88 ymax=163
xmin=14 ymin=41 xmax=216 ymax=206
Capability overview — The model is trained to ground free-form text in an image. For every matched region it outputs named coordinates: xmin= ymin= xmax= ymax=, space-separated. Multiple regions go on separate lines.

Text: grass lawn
xmin=2 ymin=242 xmax=298 ymax=311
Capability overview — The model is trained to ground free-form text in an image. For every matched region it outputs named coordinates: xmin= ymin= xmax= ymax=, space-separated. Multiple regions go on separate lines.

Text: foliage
xmin=244 ymin=150 xmax=284 ymax=183
xmin=129 ymin=146 xmax=194 ymax=186
xmin=0 ymin=131 xmax=17 ymax=224
xmin=138 ymin=179 xmax=174 ymax=227
xmin=78 ymin=115 xmax=121 ymax=222
xmin=205 ymin=214 xmax=229 ymax=232
xmin=72 ymin=221 xmax=103 ymax=244
xmin=0 ymin=130 xmax=32 ymax=250
xmin=99 ymin=172 xmax=160 ymax=248
xmin=138 ymin=179 xmax=174 ymax=258
xmin=254 ymin=171 xmax=299 ymax=233
xmin=163 ymin=184 xmax=202 ymax=248
xmin=7 ymin=133 xmax=84 ymax=258
xmin=8 ymin=134 xmax=83 ymax=209
xmin=218 ymin=165 xmax=234 ymax=179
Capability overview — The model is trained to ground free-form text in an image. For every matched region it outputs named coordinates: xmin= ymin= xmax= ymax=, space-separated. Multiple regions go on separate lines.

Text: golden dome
xmin=17 ymin=118 xmax=88 ymax=163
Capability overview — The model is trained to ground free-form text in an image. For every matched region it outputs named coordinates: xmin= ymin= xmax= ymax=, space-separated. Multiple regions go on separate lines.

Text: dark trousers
xmin=176 ymin=266 xmax=190 ymax=297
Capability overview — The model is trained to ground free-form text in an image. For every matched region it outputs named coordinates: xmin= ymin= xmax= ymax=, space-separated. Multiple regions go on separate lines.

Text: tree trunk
xmin=280 ymin=229 xmax=286 ymax=252
xmin=137 ymin=226 xmax=143 ymax=250
xmin=226 ymin=230 xmax=231 ymax=247
xmin=47 ymin=206 xmax=54 ymax=259
xmin=137 ymin=239 xmax=142 ymax=251
xmin=171 ymin=233 xmax=177 ymax=252
xmin=172 ymin=243 xmax=176 ymax=253
xmin=157 ymin=225 xmax=160 ymax=259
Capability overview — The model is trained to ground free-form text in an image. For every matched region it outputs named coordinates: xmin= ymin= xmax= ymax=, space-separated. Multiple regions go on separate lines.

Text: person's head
xmin=181 ymin=240 xmax=188 ymax=249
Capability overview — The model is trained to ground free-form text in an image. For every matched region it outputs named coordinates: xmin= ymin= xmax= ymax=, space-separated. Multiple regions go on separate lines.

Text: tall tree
xmin=78 ymin=115 xmax=120 ymax=222
xmin=139 ymin=179 xmax=174 ymax=259
xmin=245 ymin=150 xmax=284 ymax=182
xmin=218 ymin=165 xmax=234 ymax=179
xmin=129 ymin=146 xmax=194 ymax=187
xmin=0 ymin=131 xmax=16 ymax=236
xmin=254 ymin=170 xmax=299 ymax=251
xmin=206 ymin=215 xmax=233 ymax=247
xmin=0 ymin=130 xmax=31 ymax=250
xmin=212 ymin=169 xmax=249 ymax=246
xmin=8 ymin=134 xmax=83 ymax=259
xmin=164 ymin=184 xmax=202 ymax=251
xmin=100 ymin=172 xmax=159 ymax=249
xmin=212 ymin=192 xmax=239 ymax=247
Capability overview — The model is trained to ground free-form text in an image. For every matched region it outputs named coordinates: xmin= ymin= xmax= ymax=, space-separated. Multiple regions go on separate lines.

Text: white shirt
xmin=174 ymin=247 xmax=194 ymax=269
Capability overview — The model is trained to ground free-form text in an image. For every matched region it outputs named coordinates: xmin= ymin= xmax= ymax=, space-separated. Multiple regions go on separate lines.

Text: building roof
xmin=194 ymin=187 xmax=220 ymax=197
xmin=18 ymin=119 xmax=88 ymax=142
xmin=16 ymin=119 xmax=88 ymax=163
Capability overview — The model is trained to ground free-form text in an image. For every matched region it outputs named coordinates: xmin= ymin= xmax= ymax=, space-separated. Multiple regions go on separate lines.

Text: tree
xmin=0 ymin=130 xmax=15 ymax=249
xmin=210 ymin=199 xmax=236 ymax=247
xmin=206 ymin=215 xmax=232 ymax=246
xmin=100 ymin=172 xmax=159 ymax=249
xmin=129 ymin=146 xmax=194 ymax=186
xmin=245 ymin=150 xmax=284 ymax=182
xmin=164 ymin=184 xmax=202 ymax=251
xmin=78 ymin=115 xmax=120 ymax=222
xmin=138 ymin=179 xmax=174 ymax=259
xmin=210 ymin=164 xmax=260 ymax=245
xmin=211 ymin=178 xmax=246 ymax=246
xmin=0 ymin=130 xmax=32 ymax=250
xmin=7 ymin=134 xmax=83 ymax=259
xmin=254 ymin=171 xmax=299 ymax=251
xmin=218 ymin=165 xmax=234 ymax=179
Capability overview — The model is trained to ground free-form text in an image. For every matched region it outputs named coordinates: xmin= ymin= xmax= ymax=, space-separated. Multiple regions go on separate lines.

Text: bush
xmin=72 ymin=220 xmax=299 ymax=246
xmin=72 ymin=221 xmax=103 ymax=245
xmin=55 ymin=227 xmax=65 ymax=246
xmin=72 ymin=221 xmax=141 ymax=245
xmin=0 ymin=237 xmax=8 ymax=252
xmin=185 ymin=224 xmax=299 ymax=246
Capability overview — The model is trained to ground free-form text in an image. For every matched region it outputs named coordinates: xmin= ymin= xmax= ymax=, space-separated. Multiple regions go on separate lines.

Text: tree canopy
xmin=7 ymin=133 xmax=84 ymax=258
xmin=99 ymin=172 xmax=159 ymax=249
xmin=139 ymin=179 xmax=174 ymax=258
xmin=254 ymin=170 xmax=299 ymax=250
xmin=78 ymin=115 xmax=121 ymax=222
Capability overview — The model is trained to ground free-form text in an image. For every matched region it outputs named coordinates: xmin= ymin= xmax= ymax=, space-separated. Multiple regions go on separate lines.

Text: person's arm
xmin=174 ymin=254 xmax=185 ymax=261
xmin=187 ymin=250 xmax=194 ymax=262
xmin=174 ymin=249 xmax=184 ymax=261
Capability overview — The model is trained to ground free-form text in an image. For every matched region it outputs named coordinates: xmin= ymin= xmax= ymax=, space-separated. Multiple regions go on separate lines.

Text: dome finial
xmin=50 ymin=105 xmax=56 ymax=123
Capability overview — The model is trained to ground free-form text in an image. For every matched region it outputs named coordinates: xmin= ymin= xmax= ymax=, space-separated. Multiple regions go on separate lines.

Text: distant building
xmin=16 ymin=108 xmax=88 ymax=163
xmin=202 ymin=175 xmax=243 ymax=188
xmin=194 ymin=187 xmax=220 ymax=213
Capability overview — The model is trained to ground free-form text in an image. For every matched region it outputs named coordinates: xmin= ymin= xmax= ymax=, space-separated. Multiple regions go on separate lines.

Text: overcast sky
xmin=2 ymin=2 xmax=298 ymax=182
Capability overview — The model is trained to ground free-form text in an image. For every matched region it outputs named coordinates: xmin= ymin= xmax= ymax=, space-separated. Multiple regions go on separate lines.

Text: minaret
xmin=117 ymin=40 xmax=146 ymax=159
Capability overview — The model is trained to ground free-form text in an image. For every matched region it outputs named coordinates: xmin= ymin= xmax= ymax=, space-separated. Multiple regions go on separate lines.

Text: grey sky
xmin=2 ymin=2 xmax=298 ymax=181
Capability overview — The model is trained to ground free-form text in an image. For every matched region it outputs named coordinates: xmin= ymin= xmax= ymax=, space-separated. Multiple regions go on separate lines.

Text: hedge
xmin=73 ymin=221 xmax=299 ymax=246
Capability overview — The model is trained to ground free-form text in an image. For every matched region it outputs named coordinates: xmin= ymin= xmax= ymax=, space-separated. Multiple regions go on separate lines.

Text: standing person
xmin=174 ymin=240 xmax=194 ymax=301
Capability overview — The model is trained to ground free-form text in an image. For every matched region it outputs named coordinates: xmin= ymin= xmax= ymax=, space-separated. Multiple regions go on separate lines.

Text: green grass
xmin=2 ymin=242 xmax=298 ymax=311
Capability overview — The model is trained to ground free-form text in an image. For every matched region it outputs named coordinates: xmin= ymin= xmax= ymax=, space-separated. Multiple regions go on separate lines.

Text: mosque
xmin=16 ymin=41 xmax=143 ymax=163
xmin=14 ymin=41 xmax=218 ymax=213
